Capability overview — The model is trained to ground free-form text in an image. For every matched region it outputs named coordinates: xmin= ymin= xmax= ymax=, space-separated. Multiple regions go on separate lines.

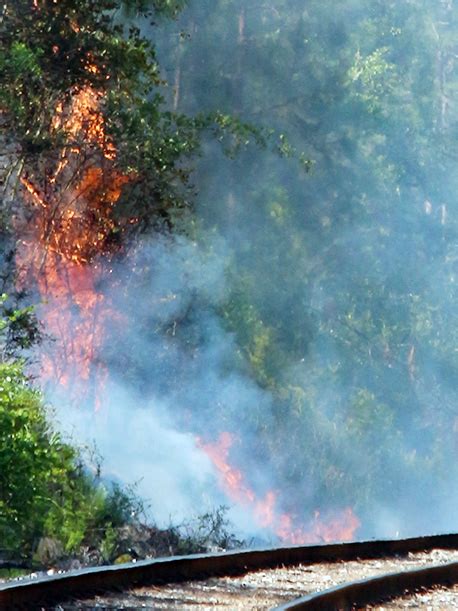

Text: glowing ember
xmin=200 ymin=432 xmax=360 ymax=544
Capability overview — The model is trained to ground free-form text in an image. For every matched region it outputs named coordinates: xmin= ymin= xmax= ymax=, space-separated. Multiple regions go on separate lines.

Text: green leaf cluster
xmin=0 ymin=358 xmax=141 ymax=560
xmin=0 ymin=301 xmax=140 ymax=562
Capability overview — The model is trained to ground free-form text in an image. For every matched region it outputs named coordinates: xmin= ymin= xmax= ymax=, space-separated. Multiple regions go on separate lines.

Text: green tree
xmin=0 ymin=296 xmax=140 ymax=562
xmin=0 ymin=359 xmax=146 ymax=564
xmin=155 ymin=0 xmax=458 ymax=535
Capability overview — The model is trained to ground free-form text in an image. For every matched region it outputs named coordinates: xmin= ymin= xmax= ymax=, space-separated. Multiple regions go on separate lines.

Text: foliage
xmin=346 ymin=47 xmax=399 ymax=114
xmin=151 ymin=0 xmax=458 ymax=535
xmin=3 ymin=0 xmax=458 ymax=545
xmin=0 ymin=0 xmax=258 ymax=564
xmin=0 ymin=294 xmax=40 ymax=359
xmin=171 ymin=507 xmax=243 ymax=554
xmin=0 ymin=0 xmax=272 ymax=237
xmin=0 ymin=305 xmax=141 ymax=563
xmin=0 ymin=338 xmax=239 ymax=565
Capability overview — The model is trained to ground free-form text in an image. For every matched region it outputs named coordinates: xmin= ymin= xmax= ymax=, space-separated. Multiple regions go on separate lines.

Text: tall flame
xmin=16 ymin=80 xmax=129 ymax=407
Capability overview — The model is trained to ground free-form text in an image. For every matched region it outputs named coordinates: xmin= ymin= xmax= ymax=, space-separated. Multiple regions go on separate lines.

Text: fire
xmin=14 ymin=5 xmax=131 ymax=404
xmin=276 ymin=507 xmax=360 ymax=545
xmin=201 ymin=432 xmax=360 ymax=544
xmin=16 ymin=74 xmax=130 ymax=405
xmin=14 ymin=7 xmax=360 ymax=542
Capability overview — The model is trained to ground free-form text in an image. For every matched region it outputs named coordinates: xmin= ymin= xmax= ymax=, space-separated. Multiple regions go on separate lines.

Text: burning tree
xmin=1 ymin=0 xmax=263 ymax=399
xmin=0 ymin=0 xmax=273 ymax=561
xmin=1 ymin=0 xmax=264 ymax=237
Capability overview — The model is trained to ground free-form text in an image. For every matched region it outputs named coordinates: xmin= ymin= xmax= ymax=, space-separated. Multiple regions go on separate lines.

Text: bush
xmin=0 ymin=359 xmax=133 ymax=562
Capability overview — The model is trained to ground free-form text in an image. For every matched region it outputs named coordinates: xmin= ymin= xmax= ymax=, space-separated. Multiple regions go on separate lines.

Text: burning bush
xmin=0 ymin=301 xmax=244 ymax=569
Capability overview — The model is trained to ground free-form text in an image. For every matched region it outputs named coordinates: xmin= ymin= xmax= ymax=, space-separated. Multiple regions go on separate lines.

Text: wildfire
xmin=200 ymin=432 xmax=360 ymax=544
xmin=14 ymin=5 xmax=361 ymax=543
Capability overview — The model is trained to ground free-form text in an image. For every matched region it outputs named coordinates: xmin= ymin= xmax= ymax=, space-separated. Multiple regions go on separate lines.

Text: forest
xmin=1 ymin=0 xmax=458 ymax=567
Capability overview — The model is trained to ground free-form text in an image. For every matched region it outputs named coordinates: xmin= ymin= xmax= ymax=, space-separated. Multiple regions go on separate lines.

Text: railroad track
xmin=2 ymin=533 xmax=458 ymax=609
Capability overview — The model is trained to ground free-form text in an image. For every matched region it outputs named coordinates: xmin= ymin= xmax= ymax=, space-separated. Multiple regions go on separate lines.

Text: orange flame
xmin=16 ymin=75 xmax=130 ymax=407
xmin=200 ymin=432 xmax=360 ymax=544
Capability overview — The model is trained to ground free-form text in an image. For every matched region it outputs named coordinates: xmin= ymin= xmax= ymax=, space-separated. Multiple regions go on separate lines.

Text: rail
xmin=2 ymin=532 xmax=458 ymax=608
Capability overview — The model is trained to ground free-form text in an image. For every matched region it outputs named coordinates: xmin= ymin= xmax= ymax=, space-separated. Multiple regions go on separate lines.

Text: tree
xmin=153 ymin=0 xmax=458 ymax=536
xmin=0 ymin=0 xmax=265 ymax=254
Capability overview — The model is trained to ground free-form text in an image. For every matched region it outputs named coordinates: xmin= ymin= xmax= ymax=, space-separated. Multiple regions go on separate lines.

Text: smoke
xmin=47 ymin=234 xmax=278 ymax=535
xmin=33 ymin=0 xmax=458 ymax=542
xmin=52 ymin=386 xmax=220 ymax=525
xmin=148 ymin=0 xmax=458 ymax=539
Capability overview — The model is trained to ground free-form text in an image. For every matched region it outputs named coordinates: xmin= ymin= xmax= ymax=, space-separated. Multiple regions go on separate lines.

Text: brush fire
xmin=12 ymin=38 xmax=360 ymax=546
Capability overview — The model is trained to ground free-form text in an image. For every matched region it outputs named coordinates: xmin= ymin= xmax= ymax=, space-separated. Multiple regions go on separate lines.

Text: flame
xmin=200 ymin=432 xmax=360 ymax=544
xmin=276 ymin=507 xmax=361 ymax=545
xmin=16 ymin=71 xmax=131 ymax=406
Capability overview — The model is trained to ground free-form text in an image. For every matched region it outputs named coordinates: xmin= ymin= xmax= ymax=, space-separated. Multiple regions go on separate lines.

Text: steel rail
xmin=2 ymin=532 xmax=458 ymax=609
xmin=275 ymin=560 xmax=458 ymax=610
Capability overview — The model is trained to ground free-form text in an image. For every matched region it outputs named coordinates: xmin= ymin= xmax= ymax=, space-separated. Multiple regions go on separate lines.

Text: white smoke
xmin=46 ymin=233 xmax=276 ymax=534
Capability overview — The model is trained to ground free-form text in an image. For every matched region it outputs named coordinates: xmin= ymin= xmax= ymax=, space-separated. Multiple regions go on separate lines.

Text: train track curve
xmin=2 ymin=532 xmax=458 ymax=609
xmin=276 ymin=559 xmax=458 ymax=609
